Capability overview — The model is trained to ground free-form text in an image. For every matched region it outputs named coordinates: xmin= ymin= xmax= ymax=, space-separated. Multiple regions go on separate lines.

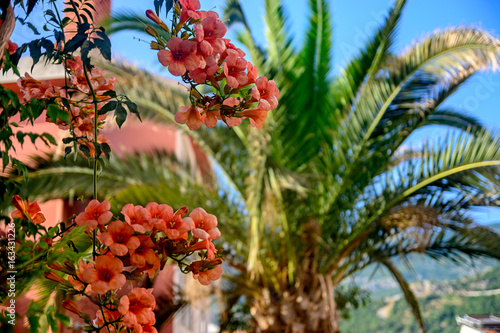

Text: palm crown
xmin=9 ymin=0 xmax=500 ymax=332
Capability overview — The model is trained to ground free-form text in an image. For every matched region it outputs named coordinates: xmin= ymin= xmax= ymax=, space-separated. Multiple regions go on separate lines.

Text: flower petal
xmin=168 ymin=62 xmax=186 ymax=76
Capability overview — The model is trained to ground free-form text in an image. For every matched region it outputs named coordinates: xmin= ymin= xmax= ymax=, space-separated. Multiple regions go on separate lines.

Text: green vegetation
xmin=341 ymin=267 xmax=500 ymax=333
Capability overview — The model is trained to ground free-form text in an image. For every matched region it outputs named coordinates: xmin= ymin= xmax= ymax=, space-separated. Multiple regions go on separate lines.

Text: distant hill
xmin=350 ymin=255 xmax=497 ymax=298
xmin=348 ymin=223 xmax=500 ymax=297
xmin=487 ymin=222 xmax=500 ymax=230
xmin=341 ymin=266 xmax=500 ymax=333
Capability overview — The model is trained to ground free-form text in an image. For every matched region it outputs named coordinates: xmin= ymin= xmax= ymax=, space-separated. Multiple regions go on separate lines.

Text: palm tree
xmin=7 ymin=0 xmax=500 ymax=332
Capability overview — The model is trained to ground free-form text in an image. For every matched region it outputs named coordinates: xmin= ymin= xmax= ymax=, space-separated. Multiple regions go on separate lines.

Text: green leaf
xmin=154 ymin=0 xmax=164 ymax=15
xmin=27 ymin=315 xmax=40 ymax=332
xmin=94 ymin=143 xmax=102 ymax=159
xmin=102 ymin=90 xmax=117 ymax=98
xmin=17 ymin=16 xmax=40 ymax=35
xmin=54 ymin=313 xmax=71 ymax=328
xmin=95 ymin=31 xmax=112 ymax=61
xmin=16 ymin=132 xmax=25 ymax=146
xmin=26 ymin=0 xmax=38 ymax=17
xmin=28 ymin=133 xmax=38 ymax=144
xmin=165 ymin=0 xmax=174 ymax=16
xmin=47 ymin=104 xmax=71 ymax=124
xmin=223 ymin=0 xmax=250 ymax=30
xmin=80 ymin=40 xmax=95 ymax=70
xmin=29 ymin=40 xmax=41 ymax=69
xmin=105 ymin=11 xmax=170 ymax=41
xmin=46 ymin=104 xmax=60 ymax=123
xmin=79 ymin=144 xmax=91 ymax=158
xmin=114 ymin=103 xmax=127 ymax=128
xmin=98 ymin=100 xmax=117 ymax=115
xmin=64 ymin=146 xmax=73 ymax=159
xmin=81 ymin=7 xmax=95 ymax=23
xmin=124 ymin=100 xmax=141 ymax=121
xmin=54 ymin=30 xmax=65 ymax=45
xmin=83 ymin=2 xmax=96 ymax=12
xmin=41 ymin=133 xmax=57 ymax=145
xmin=46 ymin=311 xmax=57 ymax=332
xmin=101 ymin=142 xmax=111 ymax=160
xmin=274 ymin=0 xmax=333 ymax=170
xmin=77 ymin=23 xmax=91 ymax=35
xmin=61 ymin=17 xmax=71 ymax=28
xmin=64 ymin=33 xmax=87 ymax=54
xmin=381 ymin=259 xmax=426 ymax=333
xmin=40 ymin=38 xmax=54 ymax=57
xmin=62 ymin=137 xmax=76 ymax=144
xmin=57 ymin=109 xmax=71 ymax=124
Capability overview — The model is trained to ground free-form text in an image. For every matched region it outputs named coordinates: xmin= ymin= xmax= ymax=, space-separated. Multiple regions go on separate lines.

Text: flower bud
xmin=45 ymin=270 xmax=74 ymax=287
xmin=211 ymin=80 xmax=221 ymax=91
xmin=158 ymin=21 xmax=170 ymax=34
xmin=174 ymin=3 xmax=182 ymax=16
xmin=48 ymin=263 xmax=64 ymax=271
xmin=224 ymin=84 xmax=233 ymax=95
xmin=181 ymin=31 xmax=189 ymax=40
xmin=49 ymin=261 xmax=76 ymax=275
xmin=190 ymin=88 xmax=202 ymax=99
xmin=145 ymin=25 xmax=159 ymax=38
xmin=83 ymin=325 xmax=96 ymax=332
xmin=42 ymin=237 xmax=53 ymax=247
xmin=211 ymin=257 xmax=223 ymax=266
xmin=62 ymin=299 xmax=92 ymax=321
xmin=175 ymin=206 xmax=189 ymax=217
xmin=62 ymin=299 xmax=82 ymax=315
xmin=151 ymin=41 xmax=164 ymax=50
xmin=145 ymin=10 xmax=162 ymax=25
xmin=44 ymin=270 xmax=66 ymax=283
xmin=64 ymin=260 xmax=76 ymax=274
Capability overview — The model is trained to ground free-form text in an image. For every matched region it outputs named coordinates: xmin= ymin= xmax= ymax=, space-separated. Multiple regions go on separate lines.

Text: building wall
xmin=172 ymin=269 xmax=213 ymax=333
xmin=460 ymin=326 xmax=483 ymax=333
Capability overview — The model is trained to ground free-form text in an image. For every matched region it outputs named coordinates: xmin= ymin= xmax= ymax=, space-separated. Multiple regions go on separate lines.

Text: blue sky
xmin=10 ymin=0 xmax=500 ymax=223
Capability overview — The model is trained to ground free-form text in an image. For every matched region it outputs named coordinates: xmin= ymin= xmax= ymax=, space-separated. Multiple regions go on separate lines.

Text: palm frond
xmin=223 ymin=0 xmax=250 ymax=30
xmin=224 ymin=0 xmax=266 ymax=69
xmin=345 ymin=27 xmax=499 ymax=160
xmin=418 ymin=108 xmax=484 ymax=131
xmin=321 ymin=28 xmax=500 ymax=220
xmin=275 ymin=0 xmax=333 ymax=171
xmin=324 ymin=128 xmax=500 ymax=279
xmin=330 ymin=0 xmax=406 ymax=117
xmin=380 ymin=259 xmax=426 ymax=333
xmin=334 ymin=207 xmax=500 ymax=285
xmin=262 ymin=0 xmax=296 ymax=75
xmin=104 ymin=10 xmax=170 ymax=40
xmin=389 ymin=128 xmax=500 ymax=207
xmin=342 ymin=128 xmax=500 ymax=235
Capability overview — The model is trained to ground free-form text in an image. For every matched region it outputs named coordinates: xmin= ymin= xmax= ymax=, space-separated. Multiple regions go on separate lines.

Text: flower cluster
xmin=44 ymin=200 xmax=223 ymax=332
xmin=17 ymin=56 xmax=114 ymax=157
xmin=145 ymin=0 xmax=280 ymax=130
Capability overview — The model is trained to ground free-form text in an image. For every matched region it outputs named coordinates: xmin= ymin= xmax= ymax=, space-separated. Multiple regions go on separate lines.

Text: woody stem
xmin=68 ymin=0 xmax=99 ymax=260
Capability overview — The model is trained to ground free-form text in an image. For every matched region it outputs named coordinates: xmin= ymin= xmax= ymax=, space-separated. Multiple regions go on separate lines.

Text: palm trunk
xmin=0 ymin=2 xmax=15 ymax=57
xmin=249 ymin=273 xmax=340 ymax=333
